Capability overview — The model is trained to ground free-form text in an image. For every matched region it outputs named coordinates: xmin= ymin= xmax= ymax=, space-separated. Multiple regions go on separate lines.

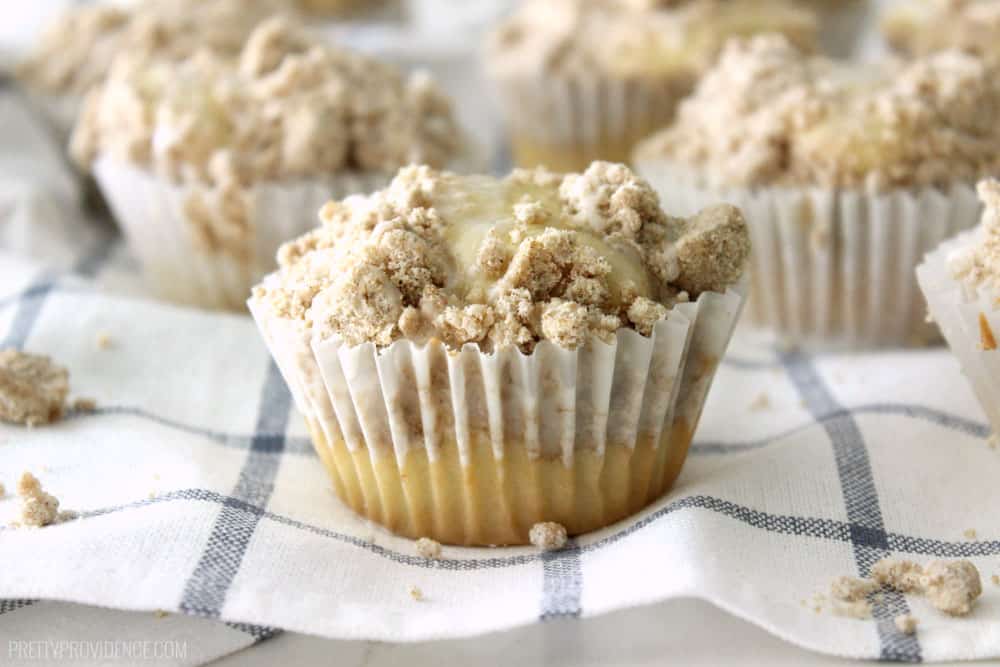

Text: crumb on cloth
xmin=529 ymin=522 xmax=568 ymax=551
xmin=894 ymin=614 xmax=918 ymax=635
xmin=415 ymin=537 xmax=442 ymax=560
xmin=14 ymin=472 xmax=75 ymax=528
xmin=0 ymin=349 xmax=69 ymax=427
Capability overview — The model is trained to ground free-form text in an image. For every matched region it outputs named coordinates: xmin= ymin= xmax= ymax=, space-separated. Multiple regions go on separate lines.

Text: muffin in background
xmin=485 ymin=0 xmax=817 ymax=173
xmin=803 ymin=0 xmax=870 ymax=58
xmin=882 ymin=0 xmax=1000 ymax=60
xmin=249 ymin=162 xmax=749 ymax=546
xmin=918 ymin=180 xmax=1000 ymax=433
xmin=15 ymin=0 xmax=294 ymax=143
xmin=634 ymin=35 xmax=1000 ymax=349
xmin=73 ymin=18 xmax=465 ymax=311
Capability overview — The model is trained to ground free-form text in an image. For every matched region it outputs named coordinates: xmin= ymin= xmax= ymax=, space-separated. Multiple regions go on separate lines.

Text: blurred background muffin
xmin=634 ymin=35 xmax=1000 ymax=348
xmin=882 ymin=0 xmax=1000 ymax=60
xmin=485 ymin=0 xmax=817 ymax=172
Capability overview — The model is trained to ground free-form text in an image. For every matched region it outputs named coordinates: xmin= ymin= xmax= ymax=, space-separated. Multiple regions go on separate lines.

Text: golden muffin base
xmin=307 ymin=417 xmax=693 ymax=547
xmin=511 ymin=135 xmax=639 ymax=173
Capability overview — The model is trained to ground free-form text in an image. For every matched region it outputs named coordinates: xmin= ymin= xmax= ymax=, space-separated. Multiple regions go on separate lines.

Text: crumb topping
xmin=529 ymin=521 xmax=568 ymax=551
xmin=873 ymin=558 xmax=983 ymax=616
xmin=415 ymin=537 xmax=442 ymax=559
xmin=16 ymin=0 xmax=295 ymax=97
xmin=0 ymin=350 xmax=70 ymax=427
xmin=635 ymin=35 xmax=1000 ymax=190
xmin=883 ymin=0 xmax=1000 ymax=60
xmin=72 ymin=18 xmax=461 ymax=185
xmin=894 ymin=614 xmax=919 ymax=635
xmin=948 ymin=180 xmax=1000 ymax=295
xmin=16 ymin=472 xmax=69 ymax=528
xmin=487 ymin=0 xmax=815 ymax=78
xmin=255 ymin=162 xmax=749 ymax=352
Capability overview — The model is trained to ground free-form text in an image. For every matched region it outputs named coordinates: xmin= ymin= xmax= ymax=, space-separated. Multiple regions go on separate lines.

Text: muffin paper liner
xmin=488 ymin=68 xmax=693 ymax=172
xmin=249 ymin=276 xmax=747 ymax=545
xmin=92 ymin=158 xmax=402 ymax=311
xmin=635 ymin=160 xmax=982 ymax=349
xmin=917 ymin=230 xmax=1000 ymax=433
xmin=21 ymin=90 xmax=81 ymax=147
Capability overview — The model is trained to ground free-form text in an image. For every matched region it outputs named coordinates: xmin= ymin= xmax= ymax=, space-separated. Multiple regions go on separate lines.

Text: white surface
xmin=212 ymin=599 xmax=981 ymax=667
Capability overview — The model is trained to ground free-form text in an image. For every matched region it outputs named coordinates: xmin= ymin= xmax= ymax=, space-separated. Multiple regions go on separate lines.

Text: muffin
xmin=634 ymin=36 xmax=1000 ymax=348
xmin=917 ymin=180 xmax=1000 ymax=433
xmin=485 ymin=0 xmax=817 ymax=172
xmin=15 ymin=0 xmax=293 ymax=143
xmin=249 ymin=162 xmax=749 ymax=545
xmin=883 ymin=0 xmax=1000 ymax=60
xmin=72 ymin=18 xmax=465 ymax=311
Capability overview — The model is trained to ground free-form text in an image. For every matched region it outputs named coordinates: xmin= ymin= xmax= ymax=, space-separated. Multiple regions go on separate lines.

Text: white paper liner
xmin=20 ymin=89 xmax=81 ymax=147
xmin=487 ymin=67 xmax=693 ymax=168
xmin=635 ymin=159 xmax=983 ymax=349
xmin=248 ymin=275 xmax=747 ymax=542
xmin=91 ymin=158 xmax=401 ymax=311
xmin=917 ymin=230 xmax=1000 ymax=433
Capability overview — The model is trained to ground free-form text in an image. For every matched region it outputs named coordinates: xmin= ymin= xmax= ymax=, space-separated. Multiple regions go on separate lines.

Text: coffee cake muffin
xmin=15 ymin=0 xmax=292 ymax=143
xmin=485 ymin=0 xmax=816 ymax=172
xmin=883 ymin=0 xmax=1000 ymax=61
xmin=918 ymin=180 xmax=1000 ymax=433
xmin=634 ymin=36 xmax=1000 ymax=348
xmin=73 ymin=19 xmax=465 ymax=311
xmin=249 ymin=162 xmax=749 ymax=545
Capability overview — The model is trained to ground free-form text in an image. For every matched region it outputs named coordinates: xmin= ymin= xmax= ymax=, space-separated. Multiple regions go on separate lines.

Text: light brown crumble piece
xmin=72 ymin=397 xmax=98 ymax=412
xmin=964 ymin=528 xmax=978 ymax=540
xmin=154 ymin=610 xmax=169 ymax=619
xmin=990 ymin=574 xmax=999 ymax=586
xmin=529 ymin=522 xmax=568 ymax=551
xmin=415 ymin=537 xmax=442 ymax=560
xmin=259 ymin=163 xmax=749 ymax=353
xmin=830 ymin=576 xmax=878 ymax=603
xmin=871 ymin=558 xmax=924 ymax=593
xmin=0 ymin=482 xmax=5 ymax=497
xmin=832 ymin=599 xmax=872 ymax=620
xmin=749 ymin=392 xmax=771 ymax=411
xmin=894 ymin=614 xmax=919 ymax=635
xmin=921 ymin=560 xmax=982 ymax=616
xmin=15 ymin=472 xmax=74 ymax=528
xmin=16 ymin=472 xmax=42 ymax=498
xmin=950 ymin=180 xmax=1000 ymax=294
xmin=0 ymin=349 xmax=70 ymax=427
xmin=95 ymin=332 xmax=113 ymax=350
xmin=408 ymin=585 xmax=424 ymax=601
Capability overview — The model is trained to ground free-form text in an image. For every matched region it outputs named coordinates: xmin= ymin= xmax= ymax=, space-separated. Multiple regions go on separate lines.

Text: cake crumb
xmin=832 ymin=599 xmax=872 ymax=620
xmin=921 ymin=560 xmax=982 ymax=616
xmin=0 ymin=482 xmax=5 ymax=497
xmin=72 ymin=397 xmax=97 ymax=412
xmin=16 ymin=472 xmax=42 ymax=498
xmin=979 ymin=313 xmax=997 ymax=350
xmin=408 ymin=585 xmax=424 ymax=601
xmin=96 ymin=332 xmax=113 ymax=350
xmin=0 ymin=349 xmax=70 ymax=426
xmin=154 ymin=610 xmax=169 ymax=619
xmin=990 ymin=574 xmax=999 ymax=587
xmin=15 ymin=472 xmax=72 ymax=528
xmin=830 ymin=576 xmax=878 ymax=602
xmin=988 ymin=433 xmax=999 ymax=450
xmin=529 ymin=521 xmax=568 ymax=551
xmin=964 ymin=528 xmax=978 ymax=540
xmin=894 ymin=614 xmax=918 ymax=635
xmin=871 ymin=558 xmax=924 ymax=593
xmin=749 ymin=392 xmax=771 ymax=411
xmin=415 ymin=537 xmax=442 ymax=560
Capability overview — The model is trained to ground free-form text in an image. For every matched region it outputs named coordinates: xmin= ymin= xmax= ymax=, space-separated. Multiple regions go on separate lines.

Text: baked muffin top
xmin=485 ymin=0 xmax=816 ymax=79
xmin=254 ymin=162 xmax=750 ymax=352
xmin=70 ymin=18 xmax=461 ymax=186
xmin=948 ymin=179 xmax=1000 ymax=295
xmin=16 ymin=0 xmax=293 ymax=97
xmin=634 ymin=35 xmax=1000 ymax=190
xmin=883 ymin=0 xmax=1000 ymax=60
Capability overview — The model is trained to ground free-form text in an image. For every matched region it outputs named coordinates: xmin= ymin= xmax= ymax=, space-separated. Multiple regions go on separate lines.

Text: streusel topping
xmin=883 ymin=0 xmax=1000 ymax=60
xmin=634 ymin=35 xmax=1000 ymax=190
xmin=71 ymin=18 xmax=461 ymax=186
xmin=486 ymin=0 xmax=816 ymax=78
xmin=0 ymin=350 xmax=69 ymax=427
xmin=16 ymin=0 xmax=293 ymax=97
xmin=255 ymin=162 xmax=749 ymax=352
xmin=947 ymin=180 xmax=1000 ymax=294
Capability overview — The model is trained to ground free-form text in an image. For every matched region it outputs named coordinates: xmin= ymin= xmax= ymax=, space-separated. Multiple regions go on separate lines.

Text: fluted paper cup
xmin=92 ymin=157 xmax=402 ymax=311
xmin=488 ymin=67 xmax=694 ymax=173
xmin=249 ymin=275 xmax=747 ymax=546
xmin=635 ymin=159 xmax=982 ymax=349
xmin=917 ymin=230 xmax=1000 ymax=433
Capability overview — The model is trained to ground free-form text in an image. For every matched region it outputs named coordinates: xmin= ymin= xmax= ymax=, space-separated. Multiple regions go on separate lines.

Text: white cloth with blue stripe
xmin=3 ymin=45 xmax=1000 ymax=666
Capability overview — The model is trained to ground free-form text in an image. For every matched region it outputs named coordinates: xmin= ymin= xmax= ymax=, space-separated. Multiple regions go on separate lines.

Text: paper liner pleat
xmin=635 ymin=159 xmax=982 ymax=349
xmin=250 ymin=275 xmax=745 ymax=545
xmin=93 ymin=157 xmax=394 ymax=311
xmin=918 ymin=230 xmax=1000 ymax=435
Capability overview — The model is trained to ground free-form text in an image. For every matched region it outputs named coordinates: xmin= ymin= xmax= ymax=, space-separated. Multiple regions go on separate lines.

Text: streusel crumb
xmin=96 ymin=332 xmax=114 ymax=350
xmin=0 ymin=482 xmax=5 ymax=497
xmin=16 ymin=472 xmax=61 ymax=528
xmin=529 ymin=522 xmax=568 ymax=551
xmin=871 ymin=558 xmax=983 ymax=616
xmin=894 ymin=614 xmax=919 ymax=635
xmin=871 ymin=558 xmax=925 ymax=593
xmin=415 ymin=537 xmax=442 ymax=560
xmin=636 ymin=35 xmax=1000 ymax=190
xmin=73 ymin=398 xmax=98 ymax=412
xmin=257 ymin=163 xmax=749 ymax=352
xmin=0 ymin=349 xmax=70 ymax=427
xmin=408 ymin=585 xmax=424 ymax=601
xmin=830 ymin=576 xmax=878 ymax=603
xmin=948 ymin=180 xmax=1000 ymax=295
